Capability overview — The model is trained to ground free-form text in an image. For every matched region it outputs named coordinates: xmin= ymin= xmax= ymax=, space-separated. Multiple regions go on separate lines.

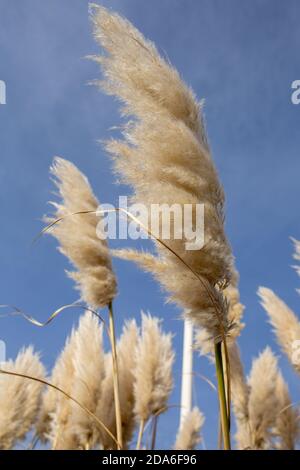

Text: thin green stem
xmin=215 ymin=341 xmax=231 ymax=450
xmin=108 ymin=301 xmax=123 ymax=450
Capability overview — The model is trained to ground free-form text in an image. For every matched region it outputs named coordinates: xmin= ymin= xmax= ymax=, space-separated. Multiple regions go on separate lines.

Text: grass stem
xmin=136 ymin=419 xmax=145 ymax=450
xmin=214 ymin=341 xmax=231 ymax=450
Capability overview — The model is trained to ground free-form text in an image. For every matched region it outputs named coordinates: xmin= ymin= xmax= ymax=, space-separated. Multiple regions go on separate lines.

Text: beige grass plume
xmin=37 ymin=330 xmax=76 ymax=445
xmin=46 ymin=157 xmax=117 ymax=309
xmin=258 ymin=287 xmax=300 ymax=374
xmin=273 ymin=371 xmax=299 ymax=449
xmin=47 ymin=329 xmax=78 ymax=449
xmin=174 ymin=407 xmax=204 ymax=450
xmin=133 ymin=313 xmax=174 ymax=427
xmin=247 ymin=347 xmax=280 ymax=449
xmin=90 ymin=5 xmax=233 ymax=340
xmin=95 ymin=319 xmax=139 ymax=449
xmin=44 ymin=313 xmax=105 ymax=450
xmin=70 ymin=312 xmax=105 ymax=449
xmin=0 ymin=346 xmax=45 ymax=450
xmin=116 ymin=320 xmax=139 ymax=447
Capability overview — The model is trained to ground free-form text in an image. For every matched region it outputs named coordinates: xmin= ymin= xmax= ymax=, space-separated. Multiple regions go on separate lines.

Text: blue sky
xmin=0 ymin=0 xmax=299 ymax=449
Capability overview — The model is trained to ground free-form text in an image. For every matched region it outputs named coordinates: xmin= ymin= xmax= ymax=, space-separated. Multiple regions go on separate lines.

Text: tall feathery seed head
xmin=247 ymin=347 xmax=280 ymax=449
xmin=133 ymin=313 xmax=175 ymax=423
xmin=0 ymin=346 xmax=45 ymax=450
xmin=258 ymin=287 xmax=300 ymax=374
xmin=273 ymin=371 xmax=299 ymax=450
xmin=47 ymin=328 xmax=79 ymax=449
xmin=96 ymin=319 xmax=139 ymax=449
xmin=46 ymin=157 xmax=117 ymax=309
xmin=90 ymin=5 xmax=234 ymax=340
xmin=70 ymin=311 xmax=105 ymax=448
xmin=174 ymin=407 xmax=204 ymax=450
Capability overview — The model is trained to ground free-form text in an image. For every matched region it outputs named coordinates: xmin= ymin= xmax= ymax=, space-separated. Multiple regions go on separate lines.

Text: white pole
xmin=180 ymin=317 xmax=194 ymax=429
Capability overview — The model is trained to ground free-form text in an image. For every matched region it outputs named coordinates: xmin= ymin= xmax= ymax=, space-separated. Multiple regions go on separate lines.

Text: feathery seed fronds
xmin=174 ymin=407 xmax=204 ymax=450
xmin=91 ymin=5 xmax=233 ymax=340
xmin=247 ymin=347 xmax=280 ymax=449
xmin=273 ymin=371 xmax=299 ymax=449
xmin=0 ymin=346 xmax=45 ymax=449
xmin=46 ymin=157 xmax=117 ymax=309
xmin=258 ymin=287 xmax=300 ymax=374
xmin=133 ymin=313 xmax=174 ymax=423
xmin=95 ymin=319 xmax=139 ymax=450
xmin=70 ymin=312 xmax=105 ymax=448
xmin=47 ymin=329 xmax=78 ymax=449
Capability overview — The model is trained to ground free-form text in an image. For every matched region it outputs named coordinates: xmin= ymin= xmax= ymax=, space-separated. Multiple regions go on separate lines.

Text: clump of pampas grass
xmin=0 ymin=346 xmax=45 ymax=450
xmin=46 ymin=157 xmax=117 ymax=309
xmin=232 ymin=347 xmax=299 ymax=450
xmin=90 ymin=5 xmax=234 ymax=341
xmin=174 ymin=407 xmax=204 ymax=450
xmin=37 ymin=311 xmax=174 ymax=450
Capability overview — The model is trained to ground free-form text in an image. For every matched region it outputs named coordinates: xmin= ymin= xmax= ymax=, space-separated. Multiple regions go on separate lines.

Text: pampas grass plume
xmin=91 ymin=5 xmax=233 ymax=339
xmin=247 ymin=347 xmax=279 ymax=449
xmin=133 ymin=313 xmax=175 ymax=423
xmin=274 ymin=371 xmax=299 ymax=450
xmin=46 ymin=157 xmax=117 ymax=309
xmin=174 ymin=407 xmax=204 ymax=450
xmin=0 ymin=346 xmax=45 ymax=450
xmin=96 ymin=319 xmax=139 ymax=449
xmin=258 ymin=287 xmax=300 ymax=374
xmin=70 ymin=312 xmax=105 ymax=448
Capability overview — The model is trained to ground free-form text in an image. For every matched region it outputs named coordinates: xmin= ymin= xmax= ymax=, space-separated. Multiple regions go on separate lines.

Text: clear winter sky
xmin=0 ymin=0 xmax=299 ymax=449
